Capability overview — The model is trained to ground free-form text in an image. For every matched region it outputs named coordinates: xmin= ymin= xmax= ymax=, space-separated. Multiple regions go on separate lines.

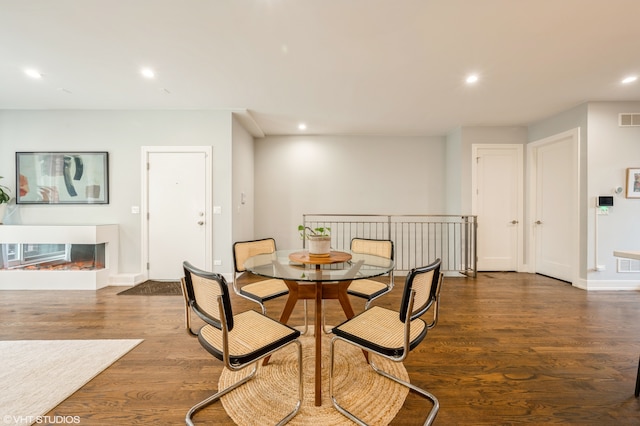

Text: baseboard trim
xmin=575 ymin=277 xmax=640 ymax=291
xmin=109 ymin=273 xmax=146 ymax=286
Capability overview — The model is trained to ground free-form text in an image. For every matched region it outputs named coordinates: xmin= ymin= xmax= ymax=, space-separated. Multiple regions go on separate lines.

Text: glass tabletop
xmin=244 ymin=249 xmax=394 ymax=282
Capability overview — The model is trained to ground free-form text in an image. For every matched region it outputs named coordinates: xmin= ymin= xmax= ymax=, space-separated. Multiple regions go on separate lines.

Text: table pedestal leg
xmin=265 ymin=276 xmax=357 ymax=406
xmin=315 ymin=280 xmax=322 ymax=406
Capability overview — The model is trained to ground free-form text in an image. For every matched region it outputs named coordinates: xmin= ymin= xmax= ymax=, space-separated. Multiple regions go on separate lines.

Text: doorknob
xmin=197 ymin=221 xmax=204 ymax=225
xmin=511 ymin=220 xmax=519 ymax=224
xmin=535 ymin=220 xmax=542 ymax=225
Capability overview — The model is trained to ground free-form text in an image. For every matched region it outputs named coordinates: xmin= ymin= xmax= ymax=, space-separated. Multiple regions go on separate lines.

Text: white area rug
xmin=0 ymin=339 xmax=142 ymax=425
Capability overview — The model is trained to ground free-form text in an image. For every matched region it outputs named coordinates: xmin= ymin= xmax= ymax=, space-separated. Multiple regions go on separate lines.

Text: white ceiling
xmin=1 ymin=0 xmax=639 ymax=137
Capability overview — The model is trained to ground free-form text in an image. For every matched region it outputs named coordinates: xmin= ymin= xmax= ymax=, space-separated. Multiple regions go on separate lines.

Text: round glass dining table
xmin=244 ymin=249 xmax=394 ymax=406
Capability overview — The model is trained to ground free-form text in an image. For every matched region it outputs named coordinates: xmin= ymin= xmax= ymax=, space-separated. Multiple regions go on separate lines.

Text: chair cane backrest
xmin=399 ymin=259 xmax=441 ymax=323
xmin=183 ymin=261 xmax=234 ymax=331
xmin=233 ymin=238 xmax=277 ymax=273
xmin=351 ymin=238 xmax=394 ymax=260
xmin=351 ymin=238 xmax=394 ymax=281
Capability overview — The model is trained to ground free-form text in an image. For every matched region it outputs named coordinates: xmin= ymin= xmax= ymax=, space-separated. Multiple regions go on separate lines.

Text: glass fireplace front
xmin=0 ymin=243 xmax=105 ymax=270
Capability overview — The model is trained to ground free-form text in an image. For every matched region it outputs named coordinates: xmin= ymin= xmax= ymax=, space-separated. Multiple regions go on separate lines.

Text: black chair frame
xmin=329 ymin=259 xmax=443 ymax=426
xmin=181 ymin=261 xmax=303 ymax=426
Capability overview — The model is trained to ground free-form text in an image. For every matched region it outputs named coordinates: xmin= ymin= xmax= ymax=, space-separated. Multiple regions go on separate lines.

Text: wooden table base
xmin=263 ymin=276 xmax=355 ymax=406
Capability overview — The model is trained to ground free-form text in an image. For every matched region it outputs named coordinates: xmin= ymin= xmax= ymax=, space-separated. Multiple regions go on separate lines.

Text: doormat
xmin=117 ymin=280 xmax=182 ymax=296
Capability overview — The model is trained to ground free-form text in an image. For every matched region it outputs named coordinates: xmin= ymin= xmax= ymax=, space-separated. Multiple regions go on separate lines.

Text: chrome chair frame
xmin=181 ymin=262 xmax=303 ymax=426
xmin=329 ymin=259 xmax=443 ymax=426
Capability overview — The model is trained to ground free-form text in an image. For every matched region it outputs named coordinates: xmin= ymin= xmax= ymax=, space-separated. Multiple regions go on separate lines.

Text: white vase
xmin=308 ymin=236 xmax=331 ymax=256
xmin=0 ymin=203 xmax=6 ymax=224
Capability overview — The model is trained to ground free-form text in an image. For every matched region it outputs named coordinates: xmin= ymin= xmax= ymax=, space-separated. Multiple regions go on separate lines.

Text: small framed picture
xmin=16 ymin=151 xmax=109 ymax=204
xmin=626 ymin=168 xmax=640 ymax=199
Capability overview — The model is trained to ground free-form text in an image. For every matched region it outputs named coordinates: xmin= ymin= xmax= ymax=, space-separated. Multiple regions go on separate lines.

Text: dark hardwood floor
xmin=1 ymin=272 xmax=640 ymax=425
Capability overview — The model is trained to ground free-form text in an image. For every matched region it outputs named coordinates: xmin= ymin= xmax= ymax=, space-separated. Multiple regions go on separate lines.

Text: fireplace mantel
xmin=0 ymin=224 xmax=118 ymax=290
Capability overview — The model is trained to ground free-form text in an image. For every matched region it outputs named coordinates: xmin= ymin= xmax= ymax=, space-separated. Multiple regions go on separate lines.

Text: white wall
xmin=254 ymin=135 xmax=445 ymax=248
xmin=445 ymin=127 xmax=462 ymax=215
xmin=586 ymin=102 xmax=640 ymax=288
xmin=528 ymin=101 xmax=640 ymax=289
xmin=0 ymin=110 xmax=236 ymax=280
xmin=231 ymin=115 xmax=255 ymax=244
xmin=2 ymin=104 xmax=637 ymax=290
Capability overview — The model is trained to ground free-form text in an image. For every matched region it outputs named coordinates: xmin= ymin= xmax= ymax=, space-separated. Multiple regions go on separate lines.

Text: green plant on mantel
xmin=0 ymin=176 xmax=10 ymax=204
xmin=297 ymin=225 xmax=331 ymax=239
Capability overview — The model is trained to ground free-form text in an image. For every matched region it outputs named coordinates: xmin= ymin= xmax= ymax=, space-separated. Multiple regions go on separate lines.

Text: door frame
xmin=141 ymin=146 xmax=213 ymax=280
xmin=526 ymin=128 xmax=580 ymax=284
xmin=471 ymin=144 xmax=524 ymax=271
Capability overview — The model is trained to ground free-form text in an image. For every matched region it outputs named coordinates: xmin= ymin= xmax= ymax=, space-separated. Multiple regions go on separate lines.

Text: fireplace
xmin=1 ymin=243 xmax=106 ymax=271
xmin=0 ymin=224 xmax=118 ymax=290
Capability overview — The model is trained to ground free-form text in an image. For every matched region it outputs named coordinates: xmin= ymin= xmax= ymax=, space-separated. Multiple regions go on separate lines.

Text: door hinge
xmin=146 ymin=262 xmax=149 ymax=270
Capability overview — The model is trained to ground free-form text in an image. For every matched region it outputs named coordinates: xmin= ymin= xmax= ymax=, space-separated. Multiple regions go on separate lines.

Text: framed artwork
xmin=626 ymin=168 xmax=640 ymax=199
xmin=16 ymin=152 xmax=109 ymax=204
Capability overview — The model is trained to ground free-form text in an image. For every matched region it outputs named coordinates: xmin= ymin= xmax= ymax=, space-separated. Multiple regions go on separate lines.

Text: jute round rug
xmin=219 ymin=329 xmax=409 ymax=425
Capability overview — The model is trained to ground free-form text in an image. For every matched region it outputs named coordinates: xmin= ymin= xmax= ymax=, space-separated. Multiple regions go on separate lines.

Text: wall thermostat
xmin=597 ymin=196 xmax=614 ymax=207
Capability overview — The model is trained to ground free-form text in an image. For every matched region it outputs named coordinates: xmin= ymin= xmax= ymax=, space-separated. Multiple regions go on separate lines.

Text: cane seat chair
xmin=232 ymin=238 xmax=290 ymax=315
xmin=321 ymin=238 xmax=394 ymax=333
xmin=233 ymin=238 xmax=308 ymax=332
xmin=180 ymin=261 xmax=303 ymax=426
xmin=330 ymin=259 xmax=443 ymax=426
xmin=347 ymin=238 xmax=395 ymax=309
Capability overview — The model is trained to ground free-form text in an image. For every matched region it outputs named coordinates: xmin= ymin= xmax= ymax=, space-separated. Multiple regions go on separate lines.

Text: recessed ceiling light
xmin=24 ymin=69 xmax=42 ymax=79
xmin=141 ymin=68 xmax=155 ymax=79
xmin=622 ymin=75 xmax=638 ymax=84
xmin=298 ymin=123 xmax=307 ymax=131
xmin=465 ymin=74 xmax=479 ymax=84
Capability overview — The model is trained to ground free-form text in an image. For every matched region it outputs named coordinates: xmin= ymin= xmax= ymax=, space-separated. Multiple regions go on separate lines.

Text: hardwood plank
xmin=1 ymin=272 xmax=639 ymax=424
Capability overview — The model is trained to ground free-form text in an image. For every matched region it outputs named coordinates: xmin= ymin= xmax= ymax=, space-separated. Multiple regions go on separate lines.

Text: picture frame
xmin=16 ymin=152 xmax=109 ymax=204
xmin=626 ymin=167 xmax=640 ymax=199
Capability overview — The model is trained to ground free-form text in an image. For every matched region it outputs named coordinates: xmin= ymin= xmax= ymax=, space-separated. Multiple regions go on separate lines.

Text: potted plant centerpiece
xmin=0 ymin=176 xmax=11 ymax=224
xmin=298 ymin=225 xmax=331 ymax=257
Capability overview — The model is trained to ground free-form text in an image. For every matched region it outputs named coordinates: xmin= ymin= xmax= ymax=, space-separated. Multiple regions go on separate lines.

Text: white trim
xmin=527 ymin=128 xmax=580 ymax=286
xmin=140 ymin=146 xmax=213 ymax=281
xmin=576 ymin=277 xmax=640 ymax=291
xmin=109 ymin=273 xmax=146 ymax=286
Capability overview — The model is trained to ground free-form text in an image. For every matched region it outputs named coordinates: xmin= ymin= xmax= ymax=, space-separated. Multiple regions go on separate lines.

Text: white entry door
xmin=529 ymin=130 xmax=578 ymax=283
xmin=473 ymin=144 xmax=523 ymax=271
xmin=143 ymin=147 xmax=212 ymax=280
